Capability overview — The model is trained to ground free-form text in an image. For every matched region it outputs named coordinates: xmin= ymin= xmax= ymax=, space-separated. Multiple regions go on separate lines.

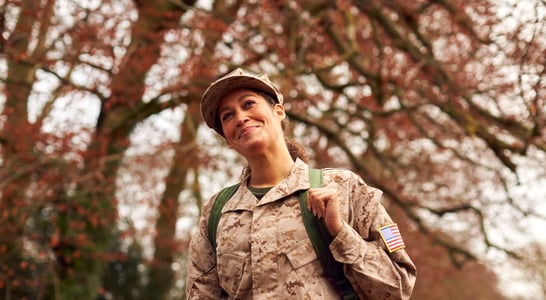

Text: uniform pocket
xmin=217 ymin=252 xmax=250 ymax=297
xmin=285 ymin=238 xmax=318 ymax=269
xmin=284 ymin=239 xmax=340 ymax=299
xmin=282 ymin=238 xmax=331 ymax=297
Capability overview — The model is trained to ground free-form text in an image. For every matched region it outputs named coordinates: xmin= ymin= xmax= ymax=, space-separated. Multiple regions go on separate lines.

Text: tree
xmin=0 ymin=0 xmax=544 ymax=298
xmin=510 ymin=241 xmax=546 ymax=298
xmin=1 ymin=0 xmax=196 ymax=298
xmin=388 ymin=203 xmax=510 ymax=300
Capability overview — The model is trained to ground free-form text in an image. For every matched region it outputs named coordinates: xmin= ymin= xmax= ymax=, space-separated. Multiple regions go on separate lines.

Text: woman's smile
xmin=238 ymin=125 xmax=259 ymax=139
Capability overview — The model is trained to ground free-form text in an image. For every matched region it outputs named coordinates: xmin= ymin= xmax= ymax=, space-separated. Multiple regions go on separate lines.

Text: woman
xmin=186 ymin=68 xmax=416 ymax=299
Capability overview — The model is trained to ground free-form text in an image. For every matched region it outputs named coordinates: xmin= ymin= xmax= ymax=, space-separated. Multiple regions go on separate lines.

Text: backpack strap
xmin=208 ymin=183 xmax=240 ymax=250
xmin=300 ymin=168 xmax=358 ymax=300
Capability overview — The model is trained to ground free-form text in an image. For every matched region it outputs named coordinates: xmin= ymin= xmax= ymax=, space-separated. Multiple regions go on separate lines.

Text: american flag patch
xmin=379 ymin=223 xmax=405 ymax=253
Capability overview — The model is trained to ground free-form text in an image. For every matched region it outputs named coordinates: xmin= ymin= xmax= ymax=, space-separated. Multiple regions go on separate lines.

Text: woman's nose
xmin=235 ymin=111 xmax=249 ymax=125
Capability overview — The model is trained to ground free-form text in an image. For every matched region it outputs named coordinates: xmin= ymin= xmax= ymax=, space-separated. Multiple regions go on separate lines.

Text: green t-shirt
xmin=247 ymin=185 xmax=272 ymax=200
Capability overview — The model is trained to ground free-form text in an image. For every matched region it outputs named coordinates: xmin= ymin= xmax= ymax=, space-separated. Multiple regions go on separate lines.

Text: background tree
xmin=0 ymin=0 xmax=544 ymax=299
xmin=510 ymin=241 xmax=546 ymax=298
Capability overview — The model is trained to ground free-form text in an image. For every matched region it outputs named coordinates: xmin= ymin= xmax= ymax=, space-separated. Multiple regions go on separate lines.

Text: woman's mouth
xmin=239 ymin=126 xmax=257 ymax=138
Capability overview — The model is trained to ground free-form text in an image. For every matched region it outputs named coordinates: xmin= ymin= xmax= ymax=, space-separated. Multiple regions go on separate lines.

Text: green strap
xmin=300 ymin=168 xmax=358 ymax=300
xmin=208 ymin=183 xmax=240 ymax=250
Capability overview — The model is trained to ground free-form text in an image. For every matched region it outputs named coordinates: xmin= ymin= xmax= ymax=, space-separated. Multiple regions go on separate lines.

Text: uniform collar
xmin=224 ymin=158 xmax=311 ymax=211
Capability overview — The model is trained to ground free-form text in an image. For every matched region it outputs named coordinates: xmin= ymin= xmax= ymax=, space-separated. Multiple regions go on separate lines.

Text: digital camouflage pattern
xmin=186 ymin=159 xmax=416 ymax=299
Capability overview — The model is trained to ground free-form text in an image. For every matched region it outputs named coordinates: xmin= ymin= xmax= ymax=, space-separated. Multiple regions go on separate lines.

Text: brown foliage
xmin=0 ymin=0 xmax=544 ymax=298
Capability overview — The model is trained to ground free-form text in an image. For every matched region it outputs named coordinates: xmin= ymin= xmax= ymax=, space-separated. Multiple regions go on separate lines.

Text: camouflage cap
xmin=200 ymin=68 xmax=284 ymax=135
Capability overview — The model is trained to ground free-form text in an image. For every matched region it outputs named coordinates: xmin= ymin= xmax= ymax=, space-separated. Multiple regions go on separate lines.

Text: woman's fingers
xmin=306 ymin=187 xmax=343 ymax=236
xmin=307 ymin=188 xmax=335 ymax=218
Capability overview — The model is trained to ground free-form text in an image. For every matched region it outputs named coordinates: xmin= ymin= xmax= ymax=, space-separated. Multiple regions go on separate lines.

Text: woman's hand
xmin=307 ymin=187 xmax=343 ymax=237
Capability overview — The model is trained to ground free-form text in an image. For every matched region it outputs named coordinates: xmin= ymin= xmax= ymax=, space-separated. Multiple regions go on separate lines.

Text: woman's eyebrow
xmin=218 ymin=93 xmax=258 ymax=115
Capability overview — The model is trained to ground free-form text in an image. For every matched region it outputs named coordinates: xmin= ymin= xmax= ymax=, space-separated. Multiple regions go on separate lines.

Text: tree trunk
xmin=0 ymin=0 xmax=44 ymax=296
xmin=144 ymin=101 xmax=199 ymax=299
xmin=49 ymin=2 xmax=191 ymax=298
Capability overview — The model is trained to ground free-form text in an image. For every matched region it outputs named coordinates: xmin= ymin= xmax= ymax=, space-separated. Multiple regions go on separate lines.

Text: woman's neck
xmin=247 ymin=148 xmax=294 ymax=188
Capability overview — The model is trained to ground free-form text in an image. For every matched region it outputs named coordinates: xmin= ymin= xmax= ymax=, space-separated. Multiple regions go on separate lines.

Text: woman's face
xmin=217 ymin=88 xmax=286 ymax=156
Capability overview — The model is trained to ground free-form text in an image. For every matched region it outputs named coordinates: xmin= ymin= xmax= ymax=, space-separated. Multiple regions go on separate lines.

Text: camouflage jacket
xmin=186 ymin=159 xmax=416 ymax=299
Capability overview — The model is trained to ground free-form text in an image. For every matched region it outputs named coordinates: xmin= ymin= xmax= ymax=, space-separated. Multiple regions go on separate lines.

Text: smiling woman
xmin=185 ymin=68 xmax=417 ymax=299
xmin=216 ymin=89 xmax=288 ymax=172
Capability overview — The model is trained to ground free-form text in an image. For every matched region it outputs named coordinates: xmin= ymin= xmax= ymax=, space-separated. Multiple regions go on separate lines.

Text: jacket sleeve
xmin=328 ymin=173 xmax=417 ymax=300
xmin=185 ymin=195 xmax=225 ymax=299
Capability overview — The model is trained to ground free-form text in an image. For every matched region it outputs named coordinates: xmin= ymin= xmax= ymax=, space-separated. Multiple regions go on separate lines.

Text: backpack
xmin=208 ymin=168 xmax=358 ymax=299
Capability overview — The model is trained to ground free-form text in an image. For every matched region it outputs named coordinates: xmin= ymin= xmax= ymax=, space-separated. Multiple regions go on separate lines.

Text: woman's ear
xmin=274 ymin=103 xmax=286 ymax=121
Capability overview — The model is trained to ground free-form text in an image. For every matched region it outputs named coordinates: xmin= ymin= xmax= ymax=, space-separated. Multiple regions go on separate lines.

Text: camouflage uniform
xmin=186 ymin=159 xmax=416 ymax=299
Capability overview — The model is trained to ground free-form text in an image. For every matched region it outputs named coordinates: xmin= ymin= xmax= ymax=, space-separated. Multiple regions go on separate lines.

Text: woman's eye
xmin=243 ymin=100 xmax=256 ymax=108
xmin=221 ymin=112 xmax=233 ymax=122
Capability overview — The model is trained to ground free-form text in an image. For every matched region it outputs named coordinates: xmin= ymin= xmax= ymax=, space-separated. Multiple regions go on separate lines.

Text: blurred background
xmin=1 ymin=0 xmax=545 ymax=299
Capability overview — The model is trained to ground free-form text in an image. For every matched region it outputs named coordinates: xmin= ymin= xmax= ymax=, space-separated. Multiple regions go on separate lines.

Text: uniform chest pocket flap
xmin=285 ymin=238 xmax=319 ymax=269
